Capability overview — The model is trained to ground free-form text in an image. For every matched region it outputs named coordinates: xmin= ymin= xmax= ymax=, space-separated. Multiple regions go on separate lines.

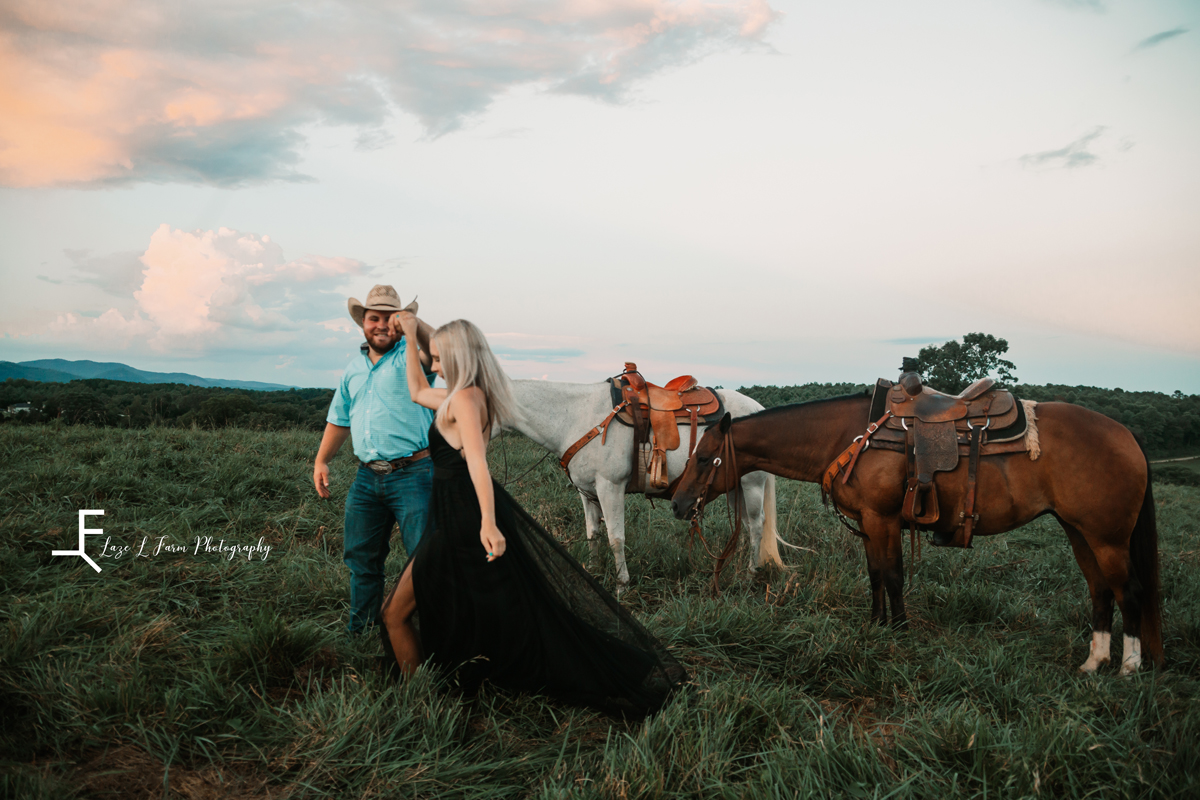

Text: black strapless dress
xmin=406 ymin=423 xmax=686 ymax=717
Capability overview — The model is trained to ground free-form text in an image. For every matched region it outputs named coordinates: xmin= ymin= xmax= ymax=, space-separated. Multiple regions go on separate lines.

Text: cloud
xmin=65 ymin=249 xmax=147 ymax=296
xmin=320 ymin=318 xmax=357 ymax=334
xmin=486 ymin=331 xmax=588 ymax=364
xmin=0 ymin=0 xmax=779 ymax=188
xmin=1019 ymin=127 xmax=1106 ymax=170
xmin=1132 ymin=27 xmax=1188 ymax=52
xmin=883 ymin=336 xmax=952 ymax=346
xmin=134 ymin=225 xmax=367 ymax=347
xmin=31 ymin=225 xmax=370 ymax=353
xmin=1040 ymin=0 xmax=1104 ymax=11
xmin=49 ymin=308 xmax=155 ymax=347
xmin=492 ymin=346 xmax=587 ymax=363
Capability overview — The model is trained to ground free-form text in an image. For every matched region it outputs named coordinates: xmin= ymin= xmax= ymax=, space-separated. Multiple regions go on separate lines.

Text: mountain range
xmin=0 ymin=359 xmax=295 ymax=391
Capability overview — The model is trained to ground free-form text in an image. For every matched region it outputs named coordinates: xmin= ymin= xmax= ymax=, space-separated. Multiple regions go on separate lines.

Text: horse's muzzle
xmin=670 ymin=496 xmax=698 ymax=521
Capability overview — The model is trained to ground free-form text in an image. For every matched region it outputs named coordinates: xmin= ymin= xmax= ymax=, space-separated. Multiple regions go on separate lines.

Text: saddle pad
xmin=982 ymin=397 xmax=1027 ymax=444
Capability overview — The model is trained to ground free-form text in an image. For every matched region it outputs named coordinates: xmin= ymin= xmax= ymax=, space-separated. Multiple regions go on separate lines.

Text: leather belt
xmin=361 ymin=448 xmax=430 ymax=475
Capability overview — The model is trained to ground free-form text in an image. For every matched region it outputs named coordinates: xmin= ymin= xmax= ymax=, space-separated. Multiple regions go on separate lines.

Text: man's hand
xmin=390 ymin=310 xmax=417 ymax=339
xmin=314 ymin=461 xmax=332 ymax=498
xmin=313 ymin=423 xmax=351 ymax=499
xmin=392 ymin=311 xmax=433 ymax=369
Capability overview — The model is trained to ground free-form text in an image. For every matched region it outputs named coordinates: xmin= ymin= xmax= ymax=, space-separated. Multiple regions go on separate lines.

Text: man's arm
xmin=314 ymin=423 xmax=352 ymax=498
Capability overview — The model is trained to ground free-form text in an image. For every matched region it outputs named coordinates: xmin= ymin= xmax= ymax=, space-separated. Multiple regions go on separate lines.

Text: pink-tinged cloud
xmin=0 ymin=0 xmax=779 ymax=187
xmin=134 ymin=225 xmax=366 ymax=349
xmin=50 ymin=309 xmax=155 ymax=347
xmin=37 ymin=225 xmax=369 ymax=353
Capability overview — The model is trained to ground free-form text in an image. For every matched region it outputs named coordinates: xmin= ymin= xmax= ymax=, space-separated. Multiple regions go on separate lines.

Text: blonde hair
xmin=434 ymin=319 xmax=521 ymax=431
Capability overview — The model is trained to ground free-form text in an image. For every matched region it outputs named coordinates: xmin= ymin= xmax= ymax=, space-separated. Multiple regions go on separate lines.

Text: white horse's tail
xmin=757 ymin=474 xmax=785 ymax=567
xmin=756 ymin=474 xmax=812 ymax=564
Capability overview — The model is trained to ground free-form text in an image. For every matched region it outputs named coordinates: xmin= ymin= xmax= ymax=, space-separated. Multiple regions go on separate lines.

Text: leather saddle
xmin=865 ymin=360 xmax=1027 ymax=548
xmin=611 ymin=363 xmax=722 ymax=494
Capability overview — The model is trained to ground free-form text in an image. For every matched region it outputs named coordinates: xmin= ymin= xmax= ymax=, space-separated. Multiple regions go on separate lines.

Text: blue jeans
xmin=343 ymin=459 xmax=433 ymax=633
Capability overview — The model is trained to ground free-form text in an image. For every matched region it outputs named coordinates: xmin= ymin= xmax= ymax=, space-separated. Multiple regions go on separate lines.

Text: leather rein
xmin=685 ymin=425 xmax=745 ymax=589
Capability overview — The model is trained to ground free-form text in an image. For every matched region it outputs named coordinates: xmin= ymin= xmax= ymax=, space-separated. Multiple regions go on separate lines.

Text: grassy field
xmin=1 ymin=423 xmax=1198 ymax=799
xmin=1151 ymin=458 xmax=1200 ymax=488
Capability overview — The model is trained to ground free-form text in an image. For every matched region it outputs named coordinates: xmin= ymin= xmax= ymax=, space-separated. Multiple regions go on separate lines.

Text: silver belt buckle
xmin=366 ymin=460 xmax=394 ymax=475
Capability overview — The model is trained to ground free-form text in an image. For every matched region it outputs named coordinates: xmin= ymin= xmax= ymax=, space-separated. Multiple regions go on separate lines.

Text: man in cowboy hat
xmin=313 ymin=284 xmax=437 ymax=634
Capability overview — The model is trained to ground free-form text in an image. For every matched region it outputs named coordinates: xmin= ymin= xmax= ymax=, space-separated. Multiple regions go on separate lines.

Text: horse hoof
xmin=1119 ymin=635 xmax=1142 ymax=676
xmin=1079 ymin=631 xmax=1112 ymax=674
xmin=1119 ymin=657 xmax=1141 ymax=677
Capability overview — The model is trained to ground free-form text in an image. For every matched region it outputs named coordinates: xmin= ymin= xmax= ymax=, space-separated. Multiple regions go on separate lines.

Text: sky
xmin=1 ymin=0 xmax=1197 ymax=393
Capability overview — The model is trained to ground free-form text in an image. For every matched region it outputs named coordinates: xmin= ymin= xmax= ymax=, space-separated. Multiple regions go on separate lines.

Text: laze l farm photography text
xmin=103 ymin=534 xmax=273 ymax=563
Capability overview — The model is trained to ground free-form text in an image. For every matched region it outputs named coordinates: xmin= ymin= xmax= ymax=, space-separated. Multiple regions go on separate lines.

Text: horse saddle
xmin=610 ymin=363 xmax=723 ymax=494
xmin=866 ymin=360 xmax=1028 ymax=548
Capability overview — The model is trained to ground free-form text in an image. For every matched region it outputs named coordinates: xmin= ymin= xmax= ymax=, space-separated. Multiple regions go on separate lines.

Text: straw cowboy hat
xmin=347 ymin=284 xmax=418 ymax=327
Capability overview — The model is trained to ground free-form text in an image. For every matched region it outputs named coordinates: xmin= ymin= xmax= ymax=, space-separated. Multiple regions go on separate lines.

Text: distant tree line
xmin=738 ymin=383 xmax=872 ymax=408
xmin=0 ymin=378 xmax=333 ymax=431
xmin=1015 ymin=384 xmax=1200 ymax=456
xmin=4 ymin=373 xmax=1198 ymax=456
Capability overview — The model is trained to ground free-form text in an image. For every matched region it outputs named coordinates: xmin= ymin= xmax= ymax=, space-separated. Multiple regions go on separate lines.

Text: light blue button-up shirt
xmin=327 ymin=338 xmax=437 ymax=462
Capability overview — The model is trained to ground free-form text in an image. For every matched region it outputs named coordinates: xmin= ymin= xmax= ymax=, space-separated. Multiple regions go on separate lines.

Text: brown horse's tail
xmin=1130 ymin=454 xmax=1163 ymax=667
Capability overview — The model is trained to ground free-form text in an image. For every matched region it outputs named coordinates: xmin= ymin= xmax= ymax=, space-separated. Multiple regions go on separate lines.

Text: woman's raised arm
xmin=395 ymin=312 xmax=446 ymax=411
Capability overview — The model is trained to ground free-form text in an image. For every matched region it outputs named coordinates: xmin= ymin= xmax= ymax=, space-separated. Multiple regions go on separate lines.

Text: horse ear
xmin=719 ymin=412 xmax=732 ymax=433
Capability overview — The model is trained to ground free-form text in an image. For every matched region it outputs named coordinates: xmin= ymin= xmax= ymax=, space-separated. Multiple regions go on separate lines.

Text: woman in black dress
xmin=381 ymin=316 xmax=686 ymax=717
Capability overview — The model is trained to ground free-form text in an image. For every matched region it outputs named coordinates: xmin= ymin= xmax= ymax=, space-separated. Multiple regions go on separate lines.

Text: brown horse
xmin=669 ymin=394 xmax=1162 ymax=674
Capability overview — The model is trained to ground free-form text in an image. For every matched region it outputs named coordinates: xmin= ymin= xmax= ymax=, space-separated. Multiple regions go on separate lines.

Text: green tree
xmin=913 ymin=333 xmax=1017 ymax=394
xmin=198 ymin=393 xmax=258 ymax=427
xmin=61 ymin=387 xmax=110 ymax=425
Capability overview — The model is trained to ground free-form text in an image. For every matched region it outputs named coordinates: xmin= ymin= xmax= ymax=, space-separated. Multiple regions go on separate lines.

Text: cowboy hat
xmin=347 ymin=284 xmax=418 ymax=327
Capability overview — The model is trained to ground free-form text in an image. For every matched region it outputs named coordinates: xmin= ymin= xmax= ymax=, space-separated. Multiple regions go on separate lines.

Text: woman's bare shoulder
xmin=449 ymin=386 xmax=487 ymax=416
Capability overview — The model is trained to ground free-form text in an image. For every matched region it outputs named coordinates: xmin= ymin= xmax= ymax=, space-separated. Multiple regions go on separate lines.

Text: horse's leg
xmin=581 ymin=493 xmax=605 ymax=569
xmin=1059 ymin=511 xmax=1145 ymax=674
xmin=1057 ymin=518 xmax=1114 ymax=673
xmin=861 ymin=512 xmax=906 ymax=628
xmin=733 ymin=474 xmax=766 ymax=577
xmin=1092 ymin=546 xmax=1144 ymax=676
xmin=1036 ymin=406 xmax=1158 ymax=672
xmin=596 ymin=477 xmax=630 ymax=587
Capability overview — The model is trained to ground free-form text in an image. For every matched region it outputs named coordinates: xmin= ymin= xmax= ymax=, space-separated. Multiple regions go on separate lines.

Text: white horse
xmin=505 ymin=380 xmax=782 ymax=586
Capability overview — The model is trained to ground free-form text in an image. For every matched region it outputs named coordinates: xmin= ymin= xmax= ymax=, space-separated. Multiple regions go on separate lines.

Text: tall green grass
xmin=2 ymin=424 xmax=1197 ymax=798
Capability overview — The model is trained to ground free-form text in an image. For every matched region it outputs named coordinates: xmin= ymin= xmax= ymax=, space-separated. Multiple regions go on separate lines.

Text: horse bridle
xmin=686 ymin=424 xmax=745 ymax=587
